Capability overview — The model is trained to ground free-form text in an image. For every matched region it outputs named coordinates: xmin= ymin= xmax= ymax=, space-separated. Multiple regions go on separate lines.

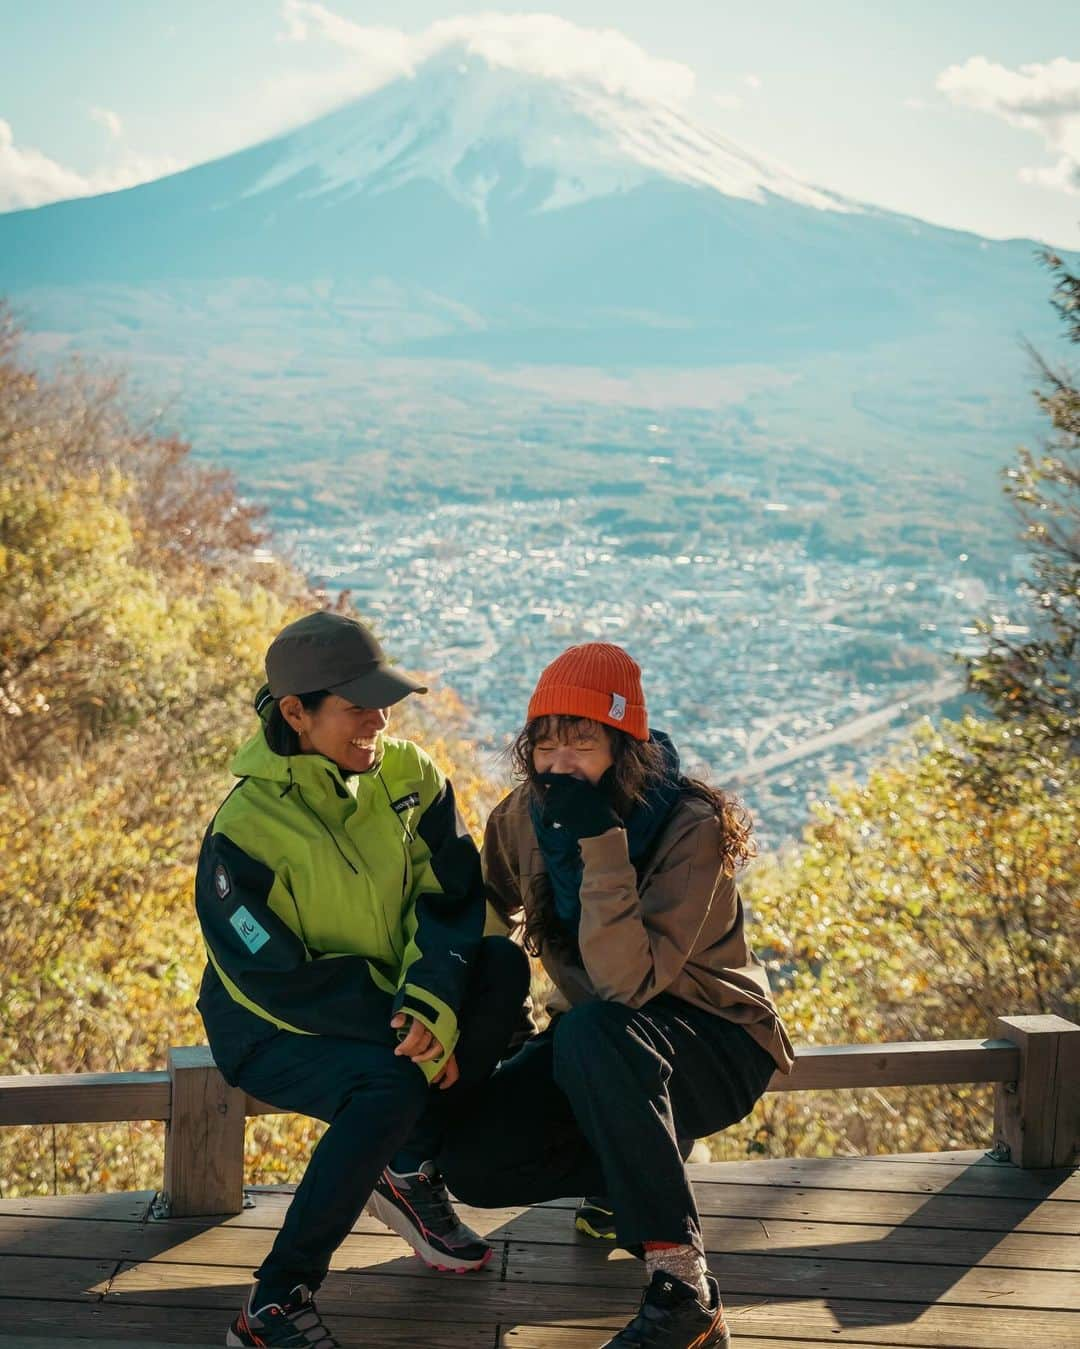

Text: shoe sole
xmin=365 ymin=1189 xmax=493 ymax=1273
xmin=575 ymin=1215 xmax=617 ymax=1240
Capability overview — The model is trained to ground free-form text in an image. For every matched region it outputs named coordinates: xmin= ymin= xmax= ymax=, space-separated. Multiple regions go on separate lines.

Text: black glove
xmin=537 ymin=770 xmax=622 ymax=840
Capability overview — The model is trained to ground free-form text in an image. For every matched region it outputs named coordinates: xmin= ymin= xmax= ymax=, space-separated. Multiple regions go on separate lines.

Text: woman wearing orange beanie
xmin=439 ymin=642 xmax=794 ymax=1349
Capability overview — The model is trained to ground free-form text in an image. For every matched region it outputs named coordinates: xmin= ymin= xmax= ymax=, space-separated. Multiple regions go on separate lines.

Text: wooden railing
xmin=2 ymin=1013 xmax=1077 ymax=1218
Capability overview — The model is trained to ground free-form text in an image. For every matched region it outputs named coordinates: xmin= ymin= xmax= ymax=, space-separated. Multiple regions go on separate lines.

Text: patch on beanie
xmin=609 ymin=692 xmax=627 ymax=721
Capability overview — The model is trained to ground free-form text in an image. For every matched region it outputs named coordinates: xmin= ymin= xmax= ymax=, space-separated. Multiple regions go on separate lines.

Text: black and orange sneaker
xmin=600 ymin=1271 xmax=730 ymax=1348
xmin=575 ymin=1196 xmax=617 ymax=1241
xmin=365 ymin=1162 xmax=493 ymax=1272
xmin=226 ymin=1282 xmax=340 ymax=1347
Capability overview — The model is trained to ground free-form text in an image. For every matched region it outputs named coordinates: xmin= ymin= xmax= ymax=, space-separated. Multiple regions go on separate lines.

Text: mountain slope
xmin=0 ymin=46 xmax=1065 ymax=365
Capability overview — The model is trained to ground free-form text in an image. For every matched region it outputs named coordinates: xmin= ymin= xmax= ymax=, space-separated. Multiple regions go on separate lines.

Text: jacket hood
xmin=229 ymin=728 xmax=292 ymax=783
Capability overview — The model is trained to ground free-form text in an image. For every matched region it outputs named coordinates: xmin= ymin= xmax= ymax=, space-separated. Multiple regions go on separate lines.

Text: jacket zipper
xmin=289 ymin=782 xmax=359 ymax=876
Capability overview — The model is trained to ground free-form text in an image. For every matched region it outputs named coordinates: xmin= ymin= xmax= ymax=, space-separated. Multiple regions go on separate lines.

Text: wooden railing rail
xmin=1 ymin=1013 xmax=1076 ymax=1217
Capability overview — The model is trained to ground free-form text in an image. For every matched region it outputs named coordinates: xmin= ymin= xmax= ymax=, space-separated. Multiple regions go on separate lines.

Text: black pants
xmin=438 ymin=995 xmax=775 ymax=1254
xmin=215 ymin=935 xmax=530 ymax=1296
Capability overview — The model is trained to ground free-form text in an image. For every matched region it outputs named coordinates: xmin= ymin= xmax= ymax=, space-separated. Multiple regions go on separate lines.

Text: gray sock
xmin=643 ymin=1243 xmax=709 ymax=1304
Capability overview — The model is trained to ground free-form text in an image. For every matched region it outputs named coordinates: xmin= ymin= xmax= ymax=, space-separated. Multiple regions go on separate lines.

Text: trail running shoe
xmin=575 ymin=1195 xmax=617 ymax=1240
xmin=226 ymin=1282 xmax=340 ymax=1347
xmin=365 ymin=1161 xmax=493 ymax=1272
xmin=600 ymin=1271 xmax=730 ymax=1348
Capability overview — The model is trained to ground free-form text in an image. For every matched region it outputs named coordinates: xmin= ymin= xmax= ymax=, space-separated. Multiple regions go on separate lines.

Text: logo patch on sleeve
xmin=229 ymin=905 xmax=270 ymax=954
xmin=391 ymin=792 xmax=421 ymax=814
xmin=213 ymin=864 xmax=232 ymax=900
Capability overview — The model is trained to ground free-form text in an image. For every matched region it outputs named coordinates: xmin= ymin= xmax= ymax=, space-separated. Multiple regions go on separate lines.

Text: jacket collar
xmin=229 ymin=728 xmax=376 ymax=799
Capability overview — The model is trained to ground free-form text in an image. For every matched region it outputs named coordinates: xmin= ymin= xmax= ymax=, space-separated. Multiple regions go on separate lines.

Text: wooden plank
xmin=502 ymin=1331 xmax=907 ymax=1349
xmin=693 ymin=1182 xmax=1080 ymax=1234
xmin=772 ymin=1038 xmax=1019 ymax=1092
xmin=501 ymin=1297 xmax=1080 ymax=1349
xmin=236 ymin=1188 xmax=558 ymax=1236
xmin=0 ymin=1073 xmax=171 ymax=1126
xmin=835 ymin=1150 xmax=995 ymax=1166
xmin=504 ymin=1298 xmax=1080 ymax=1349
xmin=103 ymin=1257 xmax=1080 ymax=1334
xmin=162 ymin=1047 xmax=245 ymax=1219
xmin=994 ymin=1014 xmax=1080 ymax=1169
xmin=503 ymin=1242 xmax=1080 ymax=1309
xmin=493 ymin=1208 xmax=1080 ymax=1270
xmin=12 ymin=1203 xmax=1070 ymax=1275
xmin=0 ymin=1297 xmax=494 ymax=1346
xmin=0 ymin=1037 xmax=1021 ymax=1131
xmin=0 ymin=1192 xmax=154 ymax=1223
xmin=685 ymin=1156 xmax=1080 ymax=1201
xmin=0 ymin=1214 xmax=501 ymax=1277
xmin=720 ymin=1296 xmax=1080 ymax=1349
xmin=0 ymin=1337 xmax=221 ymax=1349
xmin=242 ymin=1178 xmax=1080 ymax=1236
xmin=104 ymin=1258 xmax=666 ymax=1319
xmin=0 ymin=1255 xmax=114 ymax=1301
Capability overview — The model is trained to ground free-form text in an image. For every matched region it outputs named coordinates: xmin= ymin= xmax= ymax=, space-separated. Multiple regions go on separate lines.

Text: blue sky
xmin=2 ymin=0 xmax=1079 ymax=246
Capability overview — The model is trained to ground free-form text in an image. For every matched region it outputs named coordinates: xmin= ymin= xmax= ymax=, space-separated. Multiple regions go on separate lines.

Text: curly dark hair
xmin=507 ymin=714 xmax=756 ymax=960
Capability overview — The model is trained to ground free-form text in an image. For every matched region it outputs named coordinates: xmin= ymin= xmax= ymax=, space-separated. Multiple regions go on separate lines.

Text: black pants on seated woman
xmin=443 ymin=642 xmax=793 ymax=1349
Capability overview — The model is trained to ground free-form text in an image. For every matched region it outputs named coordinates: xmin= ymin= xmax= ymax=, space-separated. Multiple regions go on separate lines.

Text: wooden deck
xmin=0 ymin=1151 xmax=1076 ymax=1348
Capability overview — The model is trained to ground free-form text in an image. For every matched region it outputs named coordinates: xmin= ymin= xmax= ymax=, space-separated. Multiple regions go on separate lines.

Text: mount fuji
xmin=0 ymin=45 xmax=1062 ymax=366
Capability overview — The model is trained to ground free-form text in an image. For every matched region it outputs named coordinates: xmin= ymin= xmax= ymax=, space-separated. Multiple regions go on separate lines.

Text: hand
xmin=431 ymin=1051 xmax=460 ymax=1091
xmin=391 ymin=1013 xmax=446 ymax=1064
xmin=537 ymin=769 xmax=622 ymax=840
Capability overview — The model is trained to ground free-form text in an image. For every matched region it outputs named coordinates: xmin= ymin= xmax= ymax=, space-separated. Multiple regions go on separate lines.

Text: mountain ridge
xmin=0 ymin=45 xmax=1071 ymax=371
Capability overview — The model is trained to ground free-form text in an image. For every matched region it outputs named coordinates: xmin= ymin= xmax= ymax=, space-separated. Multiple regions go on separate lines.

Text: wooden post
xmin=162 ymin=1045 xmax=246 ymax=1217
xmin=993 ymin=1014 xmax=1080 ymax=1169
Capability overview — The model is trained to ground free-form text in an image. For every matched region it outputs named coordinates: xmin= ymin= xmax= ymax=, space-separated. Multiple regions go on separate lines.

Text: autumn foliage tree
xmin=0 ymin=309 xmax=501 ymax=1195
xmin=967 ymin=250 xmax=1079 ymax=749
xmin=715 ymin=256 xmax=1080 ymax=1160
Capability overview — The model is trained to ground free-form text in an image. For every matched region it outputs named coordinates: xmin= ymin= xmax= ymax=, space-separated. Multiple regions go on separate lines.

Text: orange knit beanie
xmin=527 ymin=643 xmax=649 ymax=741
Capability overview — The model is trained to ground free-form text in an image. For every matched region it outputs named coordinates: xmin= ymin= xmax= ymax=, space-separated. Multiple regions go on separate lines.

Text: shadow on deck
xmin=0 ymin=1151 xmax=1077 ymax=1348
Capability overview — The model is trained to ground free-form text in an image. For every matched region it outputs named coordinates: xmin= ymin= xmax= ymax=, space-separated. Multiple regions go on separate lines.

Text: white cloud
xmin=743 ymin=73 xmax=761 ymax=90
xmin=904 ymin=96 xmax=928 ymax=111
xmin=0 ymin=119 xmax=184 ymax=213
xmin=937 ymin=55 xmax=1080 ymax=196
xmin=0 ymin=119 xmax=89 ymax=211
xmin=713 ymin=92 xmax=743 ymax=111
xmin=278 ymin=1 xmax=413 ymax=78
xmin=90 ymin=106 xmax=124 ymax=139
xmin=3 ymin=9 xmax=698 ymax=212
xmin=278 ymin=4 xmax=696 ymax=105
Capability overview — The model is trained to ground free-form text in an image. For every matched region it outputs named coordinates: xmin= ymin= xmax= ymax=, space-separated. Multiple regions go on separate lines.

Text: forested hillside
xmin=0 ymin=256 xmax=1076 ymax=1193
xmin=0 ymin=306 xmax=501 ymax=1193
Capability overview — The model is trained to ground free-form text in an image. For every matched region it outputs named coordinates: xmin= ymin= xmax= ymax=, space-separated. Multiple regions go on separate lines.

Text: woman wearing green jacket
xmin=195 ymin=611 xmax=528 ymax=1349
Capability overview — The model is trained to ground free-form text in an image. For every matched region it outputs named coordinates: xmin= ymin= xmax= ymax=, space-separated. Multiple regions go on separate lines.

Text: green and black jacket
xmin=194 ymin=728 xmax=484 ymax=1080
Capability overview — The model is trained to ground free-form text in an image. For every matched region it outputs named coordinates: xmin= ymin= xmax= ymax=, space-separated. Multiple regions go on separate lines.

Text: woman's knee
xmin=333 ymin=1051 xmax=429 ymax=1129
xmin=552 ymin=1000 xmax=669 ymax=1096
xmin=551 ymin=1000 xmax=632 ymax=1068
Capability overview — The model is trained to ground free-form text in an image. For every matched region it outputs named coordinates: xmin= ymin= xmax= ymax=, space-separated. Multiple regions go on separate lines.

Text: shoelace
xmin=412 ymin=1171 xmax=459 ymax=1237
xmin=281 ymin=1301 xmax=340 ymax=1348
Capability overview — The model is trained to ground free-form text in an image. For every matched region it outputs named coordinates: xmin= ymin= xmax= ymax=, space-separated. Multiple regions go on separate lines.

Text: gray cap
xmin=265 ymin=612 xmax=427 ymax=708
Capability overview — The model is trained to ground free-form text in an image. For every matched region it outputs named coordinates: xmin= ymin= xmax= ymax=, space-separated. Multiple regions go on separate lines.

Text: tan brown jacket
xmin=483 ymin=784 xmax=794 ymax=1073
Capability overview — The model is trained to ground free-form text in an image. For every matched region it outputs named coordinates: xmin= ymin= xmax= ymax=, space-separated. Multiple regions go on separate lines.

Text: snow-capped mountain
xmin=0 ymin=44 xmax=1064 ymax=365
xmin=247 ymin=46 xmax=849 ymax=222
